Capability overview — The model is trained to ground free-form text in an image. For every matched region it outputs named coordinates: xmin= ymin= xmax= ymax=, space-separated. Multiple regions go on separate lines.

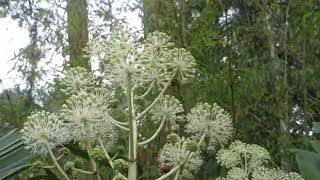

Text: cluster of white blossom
xmin=217 ymin=141 xmax=303 ymax=180
xmin=19 ymin=26 xmax=301 ymax=180
xmin=60 ymin=67 xmax=96 ymax=95
xmin=186 ymin=103 xmax=233 ymax=151
xmin=157 ymin=137 xmax=202 ymax=179
xmin=150 ymin=95 xmax=184 ymax=125
xmin=21 ymin=111 xmax=69 ymax=155
xmin=86 ymin=26 xmax=196 ymax=92
xmin=22 ymin=66 xmax=118 ymax=155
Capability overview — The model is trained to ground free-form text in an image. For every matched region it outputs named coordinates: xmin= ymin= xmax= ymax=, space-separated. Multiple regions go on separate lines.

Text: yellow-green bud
xmin=78 ymin=139 xmax=87 ymax=150
xmin=167 ymin=133 xmax=180 ymax=144
xmin=186 ymin=140 xmax=198 ymax=152
xmin=73 ymin=159 xmax=85 ymax=168
xmin=92 ymin=146 xmax=105 ymax=161
xmin=64 ymin=161 xmax=75 ymax=172
xmin=114 ymin=159 xmax=128 ymax=173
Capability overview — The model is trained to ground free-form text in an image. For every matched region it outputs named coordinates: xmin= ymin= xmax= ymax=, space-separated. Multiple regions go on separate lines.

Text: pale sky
xmin=0 ymin=0 xmax=142 ymax=92
xmin=0 ymin=17 xmax=29 ymax=90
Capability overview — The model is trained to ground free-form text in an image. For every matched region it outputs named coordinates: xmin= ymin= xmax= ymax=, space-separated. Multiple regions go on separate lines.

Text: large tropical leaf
xmin=293 ymin=148 xmax=320 ymax=180
xmin=0 ymin=128 xmax=35 ymax=179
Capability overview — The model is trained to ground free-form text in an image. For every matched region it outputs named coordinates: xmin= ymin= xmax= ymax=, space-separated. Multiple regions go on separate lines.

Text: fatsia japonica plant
xmin=20 ymin=26 xmax=300 ymax=180
xmin=216 ymin=141 xmax=304 ymax=180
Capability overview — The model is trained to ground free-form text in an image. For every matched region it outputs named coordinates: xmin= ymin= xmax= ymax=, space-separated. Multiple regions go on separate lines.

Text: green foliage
xmin=0 ymin=129 xmax=35 ymax=179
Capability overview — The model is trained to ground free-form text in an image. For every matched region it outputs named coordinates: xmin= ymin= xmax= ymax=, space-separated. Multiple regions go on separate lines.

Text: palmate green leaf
xmin=0 ymin=128 xmax=35 ymax=179
xmin=293 ymin=149 xmax=320 ymax=180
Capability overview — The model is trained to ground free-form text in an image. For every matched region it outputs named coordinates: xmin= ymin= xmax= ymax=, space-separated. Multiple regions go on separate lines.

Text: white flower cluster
xmin=217 ymin=141 xmax=303 ymax=180
xmin=22 ymin=66 xmax=118 ymax=155
xmin=186 ymin=103 xmax=233 ymax=151
xmin=157 ymin=138 xmax=202 ymax=179
xmin=61 ymin=91 xmax=113 ymax=141
xmin=166 ymin=48 xmax=196 ymax=84
xmin=252 ymin=167 xmax=304 ymax=180
xmin=87 ymin=26 xmax=196 ymax=91
xmin=60 ymin=67 xmax=96 ymax=95
xmin=21 ymin=111 xmax=69 ymax=155
xmin=150 ymin=95 xmax=184 ymax=125
xmin=217 ymin=141 xmax=271 ymax=170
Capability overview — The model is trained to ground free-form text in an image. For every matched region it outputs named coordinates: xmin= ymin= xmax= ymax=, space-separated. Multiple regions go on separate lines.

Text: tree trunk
xmin=67 ymin=0 xmax=90 ymax=70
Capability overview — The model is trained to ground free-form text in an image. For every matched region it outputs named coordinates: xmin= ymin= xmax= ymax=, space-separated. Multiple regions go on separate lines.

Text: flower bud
xmin=73 ymin=159 xmax=85 ymax=168
xmin=167 ymin=133 xmax=180 ymax=144
xmin=64 ymin=161 xmax=75 ymax=172
xmin=92 ymin=146 xmax=105 ymax=161
xmin=186 ymin=140 xmax=198 ymax=152
xmin=114 ymin=159 xmax=128 ymax=173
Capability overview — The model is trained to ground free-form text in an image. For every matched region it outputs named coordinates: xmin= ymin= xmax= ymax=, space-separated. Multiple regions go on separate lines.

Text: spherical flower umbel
xmin=216 ymin=141 xmax=271 ymax=170
xmin=92 ymin=113 xmax=118 ymax=151
xmin=61 ymin=91 xmax=110 ymax=141
xmin=143 ymin=31 xmax=174 ymax=53
xmin=150 ymin=95 xmax=184 ymax=125
xmin=158 ymin=138 xmax=202 ymax=178
xmin=60 ymin=67 xmax=96 ymax=95
xmin=140 ymin=32 xmax=174 ymax=87
xmin=252 ymin=167 xmax=304 ymax=180
xmin=21 ymin=111 xmax=69 ymax=155
xmin=166 ymin=48 xmax=196 ymax=83
xmin=186 ymin=103 xmax=233 ymax=151
xmin=102 ymin=26 xmax=145 ymax=88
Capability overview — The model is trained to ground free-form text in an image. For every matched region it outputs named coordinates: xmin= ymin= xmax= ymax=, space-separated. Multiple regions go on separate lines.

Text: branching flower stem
xmin=135 ymin=69 xmax=178 ymax=121
xmin=111 ymin=119 xmax=128 ymax=126
xmin=111 ymin=120 xmax=130 ymax=131
xmin=86 ymin=141 xmax=101 ymax=180
xmin=45 ymin=143 xmax=70 ymax=180
xmin=98 ymin=137 xmax=115 ymax=169
xmin=98 ymin=137 xmax=127 ymax=179
xmin=73 ymin=168 xmax=94 ymax=174
xmin=127 ymin=72 xmax=138 ymax=180
xmin=134 ymin=81 xmax=155 ymax=100
xmin=174 ymin=169 xmax=181 ymax=180
xmin=156 ymin=133 xmax=207 ymax=180
xmin=138 ymin=117 xmax=166 ymax=146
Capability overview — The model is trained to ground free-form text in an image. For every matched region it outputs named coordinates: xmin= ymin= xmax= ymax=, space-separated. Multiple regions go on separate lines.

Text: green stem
xmin=134 ymin=81 xmax=154 ymax=100
xmin=174 ymin=169 xmax=181 ymax=180
xmin=156 ymin=133 xmax=206 ymax=180
xmin=135 ymin=70 xmax=177 ymax=121
xmin=138 ymin=117 xmax=166 ymax=146
xmin=98 ymin=137 xmax=115 ymax=169
xmin=45 ymin=143 xmax=70 ymax=180
xmin=87 ymin=141 xmax=101 ymax=180
xmin=98 ymin=137 xmax=127 ymax=178
xmin=127 ymin=72 xmax=137 ymax=180
xmin=73 ymin=168 xmax=94 ymax=174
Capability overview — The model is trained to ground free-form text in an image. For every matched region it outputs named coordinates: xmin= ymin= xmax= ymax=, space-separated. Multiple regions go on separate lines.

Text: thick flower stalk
xmin=186 ymin=103 xmax=233 ymax=151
